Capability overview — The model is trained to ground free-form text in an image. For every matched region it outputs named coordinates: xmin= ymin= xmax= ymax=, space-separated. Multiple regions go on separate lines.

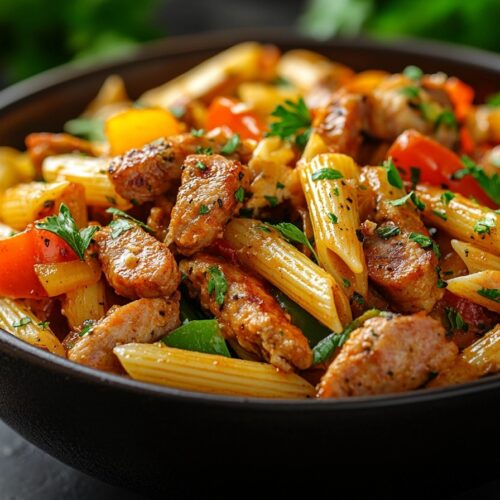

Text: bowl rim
xmin=1 ymin=28 xmax=500 ymax=411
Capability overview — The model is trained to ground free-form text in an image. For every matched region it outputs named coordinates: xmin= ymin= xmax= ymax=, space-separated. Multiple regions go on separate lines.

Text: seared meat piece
xmin=318 ymin=313 xmax=458 ymax=398
xmin=26 ymin=133 xmax=94 ymax=173
xmin=64 ymin=294 xmax=180 ymax=372
xmin=180 ymin=254 xmax=312 ymax=372
xmin=366 ymin=74 xmax=457 ymax=149
xmin=94 ymin=225 xmax=180 ymax=299
xmin=361 ymin=167 xmax=442 ymax=313
xmin=313 ymin=92 xmax=367 ymax=160
xmin=108 ymin=139 xmax=180 ymax=204
xmin=166 ymin=154 xmax=248 ymax=256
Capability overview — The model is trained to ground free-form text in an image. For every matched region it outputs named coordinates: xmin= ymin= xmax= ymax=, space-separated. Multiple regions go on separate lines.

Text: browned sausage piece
xmin=64 ymin=294 xmax=180 ymax=372
xmin=166 ymin=154 xmax=248 ymax=256
xmin=361 ymin=167 xmax=442 ymax=313
xmin=94 ymin=225 xmax=180 ymax=299
xmin=179 ymin=254 xmax=312 ymax=372
xmin=318 ymin=313 xmax=458 ymax=398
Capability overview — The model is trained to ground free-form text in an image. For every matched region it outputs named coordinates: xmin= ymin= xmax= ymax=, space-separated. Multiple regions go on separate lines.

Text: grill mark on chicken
xmin=179 ymin=254 xmax=312 ymax=372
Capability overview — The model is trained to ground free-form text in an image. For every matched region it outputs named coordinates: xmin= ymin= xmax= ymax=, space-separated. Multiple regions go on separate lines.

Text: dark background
xmin=1 ymin=0 xmax=500 ymax=497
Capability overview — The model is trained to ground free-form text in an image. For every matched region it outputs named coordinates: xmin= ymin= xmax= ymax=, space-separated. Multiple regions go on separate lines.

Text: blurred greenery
xmin=300 ymin=0 xmax=500 ymax=52
xmin=0 ymin=0 xmax=161 ymax=83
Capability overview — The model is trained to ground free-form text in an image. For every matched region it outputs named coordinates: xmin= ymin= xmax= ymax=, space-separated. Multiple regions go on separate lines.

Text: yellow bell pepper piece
xmin=105 ymin=108 xmax=180 ymax=156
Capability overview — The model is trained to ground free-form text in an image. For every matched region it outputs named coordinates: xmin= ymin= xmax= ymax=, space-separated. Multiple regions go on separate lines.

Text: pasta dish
xmin=0 ymin=42 xmax=499 ymax=399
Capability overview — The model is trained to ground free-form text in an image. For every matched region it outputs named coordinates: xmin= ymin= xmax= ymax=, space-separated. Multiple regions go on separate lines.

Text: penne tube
xmin=301 ymin=131 xmax=328 ymax=163
xmin=451 ymin=239 xmax=500 ymax=273
xmin=34 ymin=259 xmax=101 ymax=297
xmin=62 ymin=280 xmax=107 ymax=329
xmin=0 ymin=180 xmax=75 ymax=230
xmin=0 ymin=298 xmax=65 ymax=356
xmin=430 ymin=324 xmax=500 ymax=387
xmin=140 ymin=42 xmax=278 ymax=108
xmin=237 ymin=82 xmax=300 ymax=116
xmin=224 ymin=217 xmax=347 ymax=331
xmin=446 ymin=271 xmax=500 ymax=313
xmin=114 ymin=343 xmax=315 ymax=399
xmin=42 ymin=155 xmax=130 ymax=209
xmin=299 ymin=153 xmax=367 ymax=298
xmin=416 ymin=184 xmax=500 ymax=255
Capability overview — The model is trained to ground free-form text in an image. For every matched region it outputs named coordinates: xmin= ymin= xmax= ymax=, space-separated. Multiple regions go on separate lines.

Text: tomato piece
xmin=388 ymin=130 xmax=494 ymax=207
xmin=0 ymin=227 xmax=77 ymax=298
xmin=444 ymin=78 xmax=474 ymax=121
xmin=206 ymin=97 xmax=265 ymax=140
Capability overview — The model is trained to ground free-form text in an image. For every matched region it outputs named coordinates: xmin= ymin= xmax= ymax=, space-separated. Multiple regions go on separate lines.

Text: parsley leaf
xmin=455 ymin=156 xmax=500 ymax=205
xmin=64 ymin=117 xmax=105 ymax=142
xmin=207 ymin=266 xmax=228 ymax=306
xmin=106 ymin=208 xmax=153 ymax=237
xmin=311 ymin=168 xmax=344 ymax=181
xmin=409 ymin=232 xmax=441 ymax=258
xmin=436 ymin=266 xmax=447 ymax=288
xmin=342 ymin=278 xmax=351 ymax=288
xmin=403 ymin=65 xmax=423 ymax=81
xmin=276 ymin=182 xmax=285 ymax=189
xmin=271 ymin=222 xmax=319 ymax=262
xmin=440 ymin=191 xmax=456 ymax=205
xmin=267 ymin=97 xmax=312 ymax=148
xmin=36 ymin=204 xmax=99 ymax=260
xmin=486 ymin=93 xmax=500 ymax=108
xmin=327 ymin=213 xmax=338 ymax=224
xmin=264 ymin=195 xmax=278 ymax=207
xmin=410 ymin=167 xmax=421 ymax=187
xmin=234 ymin=187 xmax=245 ymax=203
xmin=196 ymin=161 xmax=207 ymax=171
xmin=383 ymin=158 xmax=403 ymax=189
xmin=37 ymin=321 xmax=50 ymax=329
xmin=474 ymin=212 xmax=496 ymax=234
xmin=445 ymin=307 xmax=468 ymax=331
xmin=221 ymin=134 xmax=240 ymax=154
xmin=79 ymin=319 xmax=96 ymax=337
xmin=199 ymin=204 xmax=210 ymax=215
xmin=12 ymin=317 xmax=31 ymax=328
xmin=388 ymin=190 xmax=425 ymax=210
xmin=433 ymin=209 xmax=448 ymax=221
xmin=434 ymin=110 xmax=458 ymax=131
xmin=195 ymin=146 xmax=213 ymax=155
xmin=399 ymin=86 xmax=420 ymax=99
xmin=191 ymin=128 xmax=205 ymax=137
xmin=376 ymin=225 xmax=401 ymax=239
xmin=477 ymin=288 xmax=500 ymax=303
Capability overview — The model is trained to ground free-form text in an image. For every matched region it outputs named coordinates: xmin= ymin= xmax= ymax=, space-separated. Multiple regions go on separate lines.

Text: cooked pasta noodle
xmin=446 ymin=271 xmax=500 ymax=313
xmin=62 ymin=280 xmax=107 ymax=329
xmin=451 ymin=239 xmax=500 ymax=273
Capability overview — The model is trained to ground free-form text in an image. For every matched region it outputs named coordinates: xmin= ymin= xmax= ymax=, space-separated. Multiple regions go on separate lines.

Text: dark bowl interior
xmin=1 ymin=30 xmax=500 ymax=485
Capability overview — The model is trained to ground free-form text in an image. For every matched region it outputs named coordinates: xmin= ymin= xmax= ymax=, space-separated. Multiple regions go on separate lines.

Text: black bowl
xmin=1 ymin=30 xmax=500 ymax=486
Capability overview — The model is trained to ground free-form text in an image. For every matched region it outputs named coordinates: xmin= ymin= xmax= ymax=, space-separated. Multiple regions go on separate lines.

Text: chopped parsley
xmin=256 ymin=225 xmax=271 ymax=233
xmin=196 ymin=161 xmax=207 ymax=171
xmin=191 ymin=128 xmax=205 ymax=137
xmin=12 ymin=317 xmax=31 ymax=328
xmin=342 ymin=278 xmax=351 ymax=288
xmin=311 ymin=168 xmax=344 ymax=181
xmin=399 ymin=86 xmax=420 ymax=99
xmin=195 ymin=146 xmax=213 ymax=155
xmin=37 ymin=321 xmax=50 ymax=330
xmin=199 ymin=204 xmax=210 ymax=215
xmin=388 ymin=190 xmax=425 ymax=210
xmin=276 ymin=182 xmax=285 ymax=189
xmin=234 ymin=187 xmax=245 ymax=203
xmin=106 ymin=207 xmax=153 ymax=239
xmin=403 ymin=65 xmax=423 ymax=81
xmin=36 ymin=204 xmax=99 ymax=260
xmin=332 ymin=186 xmax=340 ymax=196
xmin=453 ymin=156 xmax=500 ymax=205
xmin=409 ymin=232 xmax=441 ymax=258
xmin=445 ymin=307 xmax=468 ymax=331
xmin=376 ymin=225 xmax=401 ymax=239
xmin=410 ymin=167 xmax=421 ymax=187
xmin=207 ymin=266 xmax=228 ymax=306
xmin=264 ymin=195 xmax=278 ymax=207
xmin=105 ymin=195 xmax=117 ymax=206
xmin=436 ymin=266 xmax=447 ymax=288
xmin=432 ymin=209 xmax=448 ymax=221
xmin=477 ymin=288 xmax=500 ymax=303
xmin=271 ymin=222 xmax=318 ymax=262
xmin=440 ymin=191 xmax=456 ymax=206
xmin=221 ymin=134 xmax=240 ymax=154
xmin=486 ymin=93 xmax=500 ymax=108
xmin=327 ymin=212 xmax=338 ymax=224
xmin=474 ymin=212 xmax=496 ymax=234
xmin=79 ymin=319 xmax=95 ymax=337
xmin=383 ymin=158 xmax=403 ymax=189
xmin=434 ymin=110 xmax=458 ymax=131
xmin=267 ymin=97 xmax=312 ymax=148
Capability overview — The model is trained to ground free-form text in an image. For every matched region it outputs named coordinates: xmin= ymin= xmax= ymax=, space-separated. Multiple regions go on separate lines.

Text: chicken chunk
xmin=313 ymin=92 xmax=367 ymax=160
xmin=366 ymin=74 xmax=458 ymax=149
xmin=318 ymin=313 xmax=458 ymax=398
xmin=179 ymin=254 xmax=312 ymax=372
xmin=108 ymin=131 xmax=254 ymax=204
xmin=94 ymin=224 xmax=180 ymax=299
xmin=166 ymin=154 xmax=249 ymax=256
xmin=64 ymin=294 xmax=180 ymax=372
xmin=361 ymin=167 xmax=442 ymax=313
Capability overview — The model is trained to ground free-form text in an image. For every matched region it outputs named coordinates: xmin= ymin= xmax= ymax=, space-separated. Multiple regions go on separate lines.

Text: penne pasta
xmin=224 ymin=217 xmax=348 ymax=331
xmin=34 ymin=259 xmax=101 ymax=297
xmin=42 ymin=155 xmax=130 ymax=209
xmin=140 ymin=42 xmax=278 ymax=109
xmin=451 ymin=239 xmax=500 ymax=273
xmin=0 ymin=147 xmax=35 ymax=192
xmin=62 ymin=280 xmax=107 ymax=329
xmin=114 ymin=343 xmax=315 ymax=399
xmin=0 ymin=180 xmax=82 ymax=230
xmin=446 ymin=271 xmax=500 ymax=313
xmin=416 ymin=184 xmax=500 ymax=255
xmin=0 ymin=298 xmax=65 ymax=356
xmin=430 ymin=324 xmax=500 ymax=387
xmin=237 ymin=82 xmax=300 ymax=116
xmin=299 ymin=153 xmax=367 ymax=298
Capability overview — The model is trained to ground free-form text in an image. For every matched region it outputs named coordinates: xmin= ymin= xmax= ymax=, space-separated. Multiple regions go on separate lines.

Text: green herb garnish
xmin=399 ymin=86 xmax=420 ymax=99
xmin=264 ymin=195 xmax=279 ymax=207
xmin=195 ymin=146 xmax=213 ymax=155
xmin=207 ymin=266 xmax=228 ymax=306
xmin=403 ymin=65 xmax=423 ymax=80
xmin=486 ymin=93 xmax=500 ymax=108
xmin=445 ymin=307 xmax=468 ymax=331
xmin=12 ymin=317 xmax=31 ymax=328
xmin=234 ymin=187 xmax=245 ymax=203
xmin=36 ymin=204 xmax=99 ymax=260
xmin=267 ymin=97 xmax=312 ymax=148
xmin=64 ymin=117 xmax=105 ymax=142
xmin=311 ymin=168 xmax=344 ymax=181
xmin=388 ymin=190 xmax=425 ymax=210
xmin=199 ymin=204 xmax=210 ymax=215
xmin=342 ymin=278 xmax=351 ymax=288
xmin=410 ymin=167 xmax=421 ymax=187
xmin=383 ymin=158 xmax=403 ymax=189
xmin=453 ymin=156 xmax=500 ymax=205
xmin=106 ymin=207 xmax=153 ymax=239
xmin=79 ymin=319 xmax=95 ymax=337
xmin=272 ymin=222 xmax=318 ymax=262
xmin=433 ymin=209 xmax=448 ymax=221
xmin=196 ymin=161 xmax=207 ymax=171
xmin=191 ymin=128 xmax=205 ymax=137
xmin=474 ymin=212 xmax=496 ymax=234
xmin=409 ymin=232 xmax=441 ymax=258
xmin=327 ymin=212 xmax=338 ymax=224
xmin=221 ymin=134 xmax=240 ymax=154
xmin=440 ymin=191 xmax=456 ymax=206
xmin=477 ymin=288 xmax=500 ymax=303
xmin=376 ymin=225 xmax=401 ymax=239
